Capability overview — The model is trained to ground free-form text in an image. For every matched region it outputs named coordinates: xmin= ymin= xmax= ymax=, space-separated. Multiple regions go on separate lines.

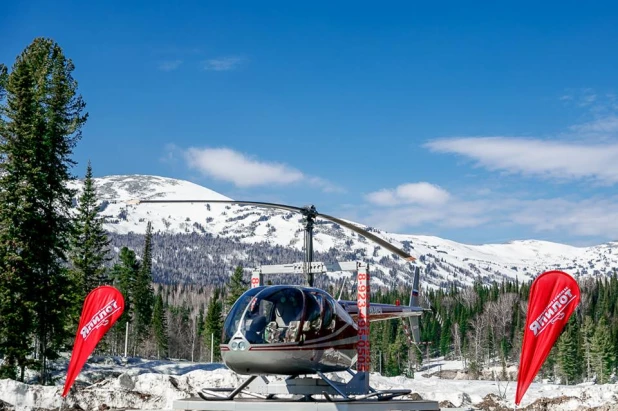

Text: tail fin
xmin=408 ymin=266 xmax=421 ymax=344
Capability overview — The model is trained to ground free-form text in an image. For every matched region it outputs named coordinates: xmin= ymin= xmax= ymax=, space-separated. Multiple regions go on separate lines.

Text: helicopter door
xmin=302 ymin=293 xmax=322 ymax=336
xmin=323 ymin=296 xmax=336 ymax=331
xmin=301 ymin=292 xmax=336 ymax=340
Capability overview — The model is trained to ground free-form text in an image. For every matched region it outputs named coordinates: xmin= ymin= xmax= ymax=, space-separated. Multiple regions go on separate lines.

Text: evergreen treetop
xmin=225 ymin=264 xmax=248 ymax=311
xmin=70 ymin=160 xmax=111 ymax=296
xmin=132 ymin=221 xmax=154 ymax=347
xmin=152 ymin=292 xmax=168 ymax=359
xmin=205 ymin=288 xmax=223 ymax=362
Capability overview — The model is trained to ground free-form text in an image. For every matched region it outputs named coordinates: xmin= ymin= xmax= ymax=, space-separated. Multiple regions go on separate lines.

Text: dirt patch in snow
xmin=521 ymin=395 xmax=583 ymax=410
xmin=0 ymin=399 xmax=15 ymax=411
xmin=474 ymin=393 xmax=511 ymax=411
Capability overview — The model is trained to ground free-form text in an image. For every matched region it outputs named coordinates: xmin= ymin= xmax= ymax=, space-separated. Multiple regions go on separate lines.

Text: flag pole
xmin=124 ymin=322 xmax=129 ymax=358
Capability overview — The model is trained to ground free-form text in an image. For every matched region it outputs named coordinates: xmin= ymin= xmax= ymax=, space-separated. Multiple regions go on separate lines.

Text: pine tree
xmin=204 ymin=289 xmax=223 ymax=362
xmin=382 ymin=322 xmax=401 ymax=376
xmin=0 ymin=63 xmax=6 ymax=98
xmin=152 ymin=293 xmax=168 ymax=359
xmin=196 ymin=307 xmax=205 ymax=340
xmin=557 ymin=320 xmax=582 ymax=384
xmin=110 ymin=247 xmax=140 ymax=355
xmin=225 ymin=265 xmax=247 ymax=311
xmin=69 ymin=161 xmax=111 ymax=297
xmin=196 ymin=307 xmax=205 ymax=361
xmin=369 ymin=321 xmax=384 ymax=373
xmin=0 ymin=38 xmax=87 ymax=383
xmin=581 ymin=316 xmax=594 ymax=380
xmin=0 ymin=59 xmax=36 ymax=380
xmin=133 ymin=221 xmax=155 ymax=352
xmin=540 ymin=346 xmax=558 ymax=381
xmin=591 ymin=317 xmax=615 ymax=384
xmin=439 ymin=317 xmax=452 ymax=356
xmin=391 ymin=323 xmax=411 ymax=377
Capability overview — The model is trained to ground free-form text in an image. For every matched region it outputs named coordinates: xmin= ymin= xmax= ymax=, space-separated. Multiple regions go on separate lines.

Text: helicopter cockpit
xmin=223 ymin=285 xmax=339 ymax=346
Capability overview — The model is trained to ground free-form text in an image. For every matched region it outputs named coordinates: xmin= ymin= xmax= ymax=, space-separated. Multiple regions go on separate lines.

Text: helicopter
xmin=128 ymin=199 xmax=426 ymax=402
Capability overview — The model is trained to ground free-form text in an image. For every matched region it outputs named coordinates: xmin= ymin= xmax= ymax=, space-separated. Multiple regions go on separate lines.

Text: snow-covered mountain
xmin=71 ymin=175 xmax=618 ymax=288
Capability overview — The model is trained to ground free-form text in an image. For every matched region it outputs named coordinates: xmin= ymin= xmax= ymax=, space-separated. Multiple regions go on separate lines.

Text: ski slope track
xmin=69 ymin=175 xmax=618 ymax=289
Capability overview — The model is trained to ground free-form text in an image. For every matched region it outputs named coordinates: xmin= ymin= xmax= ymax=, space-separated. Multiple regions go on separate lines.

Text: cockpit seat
xmin=285 ymin=320 xmax=300 ymax=342
xmin=265 ymin=321 xmax=281 ymax=343
xmin=275 ymin=302 xmax=300 ymax=327
xmin=245 ymin=315 xmax=267 ymax=343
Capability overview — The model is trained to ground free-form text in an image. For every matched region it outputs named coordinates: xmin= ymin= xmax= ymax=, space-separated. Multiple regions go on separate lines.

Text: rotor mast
xmin=301 ymin=205 xmax=317 ymax=287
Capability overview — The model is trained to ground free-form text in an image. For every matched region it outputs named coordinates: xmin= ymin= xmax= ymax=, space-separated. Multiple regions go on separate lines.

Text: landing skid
xmin=323 ymin=389 xmax=411 ymax=403
xmin=198 ymin=376 xmax=269 ymax=401
xmin=196 ymin=371 xmax=411 ymax=402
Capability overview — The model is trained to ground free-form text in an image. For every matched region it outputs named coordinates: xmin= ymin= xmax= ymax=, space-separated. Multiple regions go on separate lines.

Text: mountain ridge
xmin=70 ymin=174 xmax=618 ymax=288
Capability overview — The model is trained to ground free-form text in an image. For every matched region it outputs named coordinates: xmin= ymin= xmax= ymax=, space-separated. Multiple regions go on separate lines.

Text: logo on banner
xmin=529 ymin=287 xmax=577 ymax=337
xmin=80 ymin=299 xmax=122 ymax=340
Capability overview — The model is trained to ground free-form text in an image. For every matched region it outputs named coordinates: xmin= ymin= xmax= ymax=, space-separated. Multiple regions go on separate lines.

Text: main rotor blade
xmin=130 ymin=198 xmax=415 ymax=261
xmin=133 ymin=199 xmax=303 ymax=214
xmin=317 ymin=213 xmax=415 ymax=261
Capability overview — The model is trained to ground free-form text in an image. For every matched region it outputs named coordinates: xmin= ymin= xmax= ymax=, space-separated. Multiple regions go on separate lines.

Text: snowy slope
xmin=70 ymin=175 xmax=618 ymax=288
xmin=1 ymin=357 xmax=617 ymax=410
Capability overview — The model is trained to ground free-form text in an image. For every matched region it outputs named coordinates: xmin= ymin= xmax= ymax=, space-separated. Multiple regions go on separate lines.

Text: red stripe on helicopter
xmin=247 ymin=344 xmax=357 ymax=352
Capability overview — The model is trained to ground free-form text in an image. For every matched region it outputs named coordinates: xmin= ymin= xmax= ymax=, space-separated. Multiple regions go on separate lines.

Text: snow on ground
xmin=1 ymin=356 xmax=617 ymax=410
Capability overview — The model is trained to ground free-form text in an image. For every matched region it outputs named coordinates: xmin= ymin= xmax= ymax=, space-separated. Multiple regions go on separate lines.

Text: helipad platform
xmin=172 ymin=397 xmax=441 ymax=411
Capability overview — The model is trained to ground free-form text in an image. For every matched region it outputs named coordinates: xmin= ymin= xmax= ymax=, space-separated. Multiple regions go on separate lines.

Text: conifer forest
xmin=0 ymin=37 xmax=616 ymax=389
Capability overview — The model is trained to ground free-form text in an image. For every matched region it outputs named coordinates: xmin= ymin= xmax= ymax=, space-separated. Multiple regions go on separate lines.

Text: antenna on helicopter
xmin=127 ymin=199 xmax=415 ymax=287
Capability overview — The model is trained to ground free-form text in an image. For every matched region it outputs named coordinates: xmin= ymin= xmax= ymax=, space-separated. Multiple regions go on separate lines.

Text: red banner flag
xmin=62 ymin=286 xmax=125 ymax=397
xmin=515 ymin=270 xmax=580 ymax=405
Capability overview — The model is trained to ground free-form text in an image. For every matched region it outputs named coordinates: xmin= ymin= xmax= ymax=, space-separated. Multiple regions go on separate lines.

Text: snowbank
xmin=1 ymin=358 xmax=617 ymax=410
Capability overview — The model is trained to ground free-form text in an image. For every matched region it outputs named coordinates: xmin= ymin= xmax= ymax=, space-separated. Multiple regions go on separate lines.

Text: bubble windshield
xmin=222 ymin=286 xmax=265 ymax=344
xmin=223 ymin=287 xmax=342 ymax=346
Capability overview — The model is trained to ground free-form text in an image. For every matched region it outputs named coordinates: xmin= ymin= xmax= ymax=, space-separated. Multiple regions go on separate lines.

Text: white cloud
xmin=569 ymin=115 xmax=618 ymax=134
xmin=363 ymin=194 xmax=502 ymax=233
xmin=203 ymin=57 xmax=244 ymax=71
xmin=185 ymin=148 xmax=302 ymax=187
xmin=364 ymin=202 xmax=491 ymax=232
xmin=160 ymin=143 xmax=182 ymax=165
xmin=425 ymin=137 xmax=618 ymax=183
xmin=306 ymin=177 xmax=345 ymax=193
xmin=366 ymin=182 xmax=450 ymax=206
xmin=158 ymin=60 xmax=183 ymax=72
xmin=363 ymin=192 xmax=618 ymax=241
xmin=509 ymin=197 xmax=618 ymax=238
xmin=560 ymin=88 xmax=598 ymax=108
xmin=183 ymin=147 xmax=342 ymax=191
xmin=580 ymin=93 xmax=597 ymax=107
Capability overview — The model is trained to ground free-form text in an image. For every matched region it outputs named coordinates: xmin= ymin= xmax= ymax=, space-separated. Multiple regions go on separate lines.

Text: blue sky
xmin=3 ymin=1 xmax=618 ymax=246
